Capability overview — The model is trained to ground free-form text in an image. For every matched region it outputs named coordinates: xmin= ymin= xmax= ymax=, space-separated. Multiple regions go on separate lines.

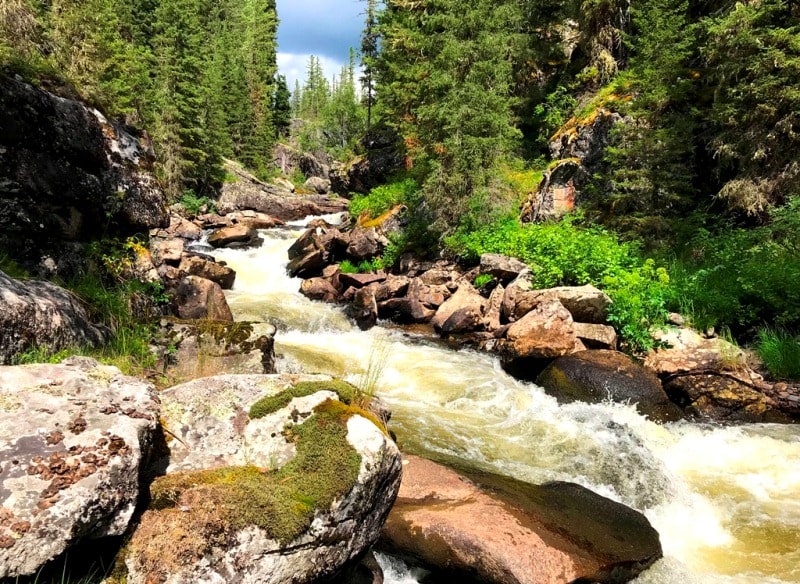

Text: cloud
xmin=277 ymin=52 xmax=347 ymax=92
xmin=276 ymin=0 xmax=364 ymax=63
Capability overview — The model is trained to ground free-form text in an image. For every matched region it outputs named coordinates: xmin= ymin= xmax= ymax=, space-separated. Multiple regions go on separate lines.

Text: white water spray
xmin=213 ymin=223 xmax=800 ymax=584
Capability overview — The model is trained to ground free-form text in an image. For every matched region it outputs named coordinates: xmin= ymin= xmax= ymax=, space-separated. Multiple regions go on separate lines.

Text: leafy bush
xmin=178 ymin=189 xmax=215 ymax=216
xmin=756 ymin=329 xmax=800 ymax=380
xmin=349 ymin=178 xmax=420 ymax=219
xmin=666 ymin=200 xmax=800 ymax=334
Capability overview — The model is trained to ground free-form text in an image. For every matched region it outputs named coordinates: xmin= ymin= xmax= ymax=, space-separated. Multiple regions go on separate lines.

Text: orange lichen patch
xmin=358 ymin=204 xmax=407 ymax=229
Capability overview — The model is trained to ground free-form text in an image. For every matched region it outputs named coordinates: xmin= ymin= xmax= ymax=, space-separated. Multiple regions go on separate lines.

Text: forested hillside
xmin=1 ymin=0 xmax=283 ymax=198
xmin=2 ymin=0 xmax=800 ymax=371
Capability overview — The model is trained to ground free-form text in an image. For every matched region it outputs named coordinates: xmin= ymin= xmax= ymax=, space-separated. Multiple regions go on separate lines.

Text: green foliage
xmin=603 ymin=260 xmax=671 ymax=352
xmin=339 ymin=259 xmax=379 ymax=274
xmin=756 ymin=329 xmax=800 ymax=381
xmin=666 ymin=200 xmax=800 ymax=334
xmin=248 ymin=379 xmax=360 ymax=419
xmin=0 ymin=252 xmax=30 ymax=279
xmin=349 ymin=178 xmax=419 ymax=218
xmin=178 ymin=189 xmax=215 ymax=216
xmin=473 ymin=273 xmax=493 ymax=288
xmin=532 ymin=86 xmax=577 ymax=144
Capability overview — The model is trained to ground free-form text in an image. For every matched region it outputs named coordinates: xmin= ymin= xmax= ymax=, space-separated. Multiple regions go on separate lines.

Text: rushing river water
xmin=211 ymin=220 xmax=800 ymax=584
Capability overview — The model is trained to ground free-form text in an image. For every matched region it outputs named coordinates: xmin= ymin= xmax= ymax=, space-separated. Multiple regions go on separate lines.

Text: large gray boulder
xmin=0 ymin=271 xmax=108 ymax=364
xmin=115 ymin=374 xmax=402 ymax=584
xmin=217 ymin=181 xmax=348 ymax=222
xmin=0 ymin=358 xmax=160 ymax=577
xmin=0 ymin=76 xmax=168 ymax=272
xmin=380 ymin=455 xmax=662 ymax=584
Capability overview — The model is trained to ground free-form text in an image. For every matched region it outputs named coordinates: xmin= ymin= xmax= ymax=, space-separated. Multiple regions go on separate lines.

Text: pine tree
xmin=273 ymin=74 xmax=292 ymax=138
xmin=360 ymin=0 xmax=379 ymax=132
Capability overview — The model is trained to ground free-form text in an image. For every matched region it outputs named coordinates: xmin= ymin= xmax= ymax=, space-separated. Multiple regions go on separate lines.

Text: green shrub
xmin=756 ymin=329 xmax=800 ymax=380
xmin=178 ymin=189 xmax=215 ymax=216
xmin=666 ymin=200 xmax=800 ymax=334
xmin=350 ymin=178 xmax=420 ymax=218
xmin=0 ymin=252 xmax=30 ymax=279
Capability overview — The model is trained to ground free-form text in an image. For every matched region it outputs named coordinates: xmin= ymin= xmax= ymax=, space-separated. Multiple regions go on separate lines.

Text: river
xmin=210 ymin=220 xmax=800 ymax=584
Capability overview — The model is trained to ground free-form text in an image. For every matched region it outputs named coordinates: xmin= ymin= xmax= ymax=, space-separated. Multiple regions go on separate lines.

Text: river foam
xmin=213 ymin=223 xmax=800 ymax=584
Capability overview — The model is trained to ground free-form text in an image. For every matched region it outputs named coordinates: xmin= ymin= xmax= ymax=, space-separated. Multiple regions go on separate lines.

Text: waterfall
xmin=212 ymin=222 xmax=800 ymax=584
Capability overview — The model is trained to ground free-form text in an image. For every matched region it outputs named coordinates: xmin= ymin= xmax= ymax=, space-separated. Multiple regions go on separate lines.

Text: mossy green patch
xmin=249 ymin=379 xmax=360 ymax=420
xmin=148 ymin=398 xmax=362 ymax=546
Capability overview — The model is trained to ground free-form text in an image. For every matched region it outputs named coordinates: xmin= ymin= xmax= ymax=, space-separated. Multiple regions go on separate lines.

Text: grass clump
xmin=249 ymin=379 xmax=360 ymax=420
xmin=756 ymin=329 xmax=800 ymax=380
xmin=121 ymin=399 xmax=364 ymax=581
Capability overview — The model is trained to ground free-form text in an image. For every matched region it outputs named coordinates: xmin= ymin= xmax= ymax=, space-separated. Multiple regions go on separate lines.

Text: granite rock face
xmin=0 ymin=358 xmax=159 ymax=577
xmin=0 ymin=76 xmax=167 ymax=272
xmin=0 ymin=270 xmax=109 ymax=364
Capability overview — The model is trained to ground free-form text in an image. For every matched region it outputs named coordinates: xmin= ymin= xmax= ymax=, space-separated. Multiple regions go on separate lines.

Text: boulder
xmin=217 ymin=182 xmax=348 ymax=222
xmin=149 ymin=238 xmax=184 ymax=267
xmin=287 ymin=249 xmax=326 ymax=279
xmin=419 ymin=268 xmax=455 ymax=287
xmin=226 ymin=210 xmax=283 ymax=230
xmin=149 ymin=215 xmax=203 ymax=240
xmin=484 ymin=284 xmax=505 ymax=332
xmin=207 ymin=224 xmax=257 ymax=248
xmin=115 ymin=375 xmax=402 ymax=584
xmin=378 ymin=297 xmax=435 ymax=324
xmin=300 ymin=277 xmax=340 ymax=303
xmin=347 ymin=286 xmax=379 ymax=331
xmin=573 ymin=322 xmax=617 ymax=350
xmin=178 ymin=255 xmax=236 ymax=289
xmin=0 ymin=271 xmax=108 ymax=364
xmin=480 ymin=254 xmax=528 ymax=283
xmin=339 ymin=272 xmax=386 ymax=289
xmin=663 ymin=374 xmax=791 ymax=423
xmin=502 ymin=275 xmax=611 ymax=325
xmin=644 ymin=328 xmax=789 ymax=422
xmin=499 ymin=299 xmax=577 ymax=360
xmin=346 ymin=227 xmax=383 ymax=261
xmin=304 ymin=176 xmax=331 ymax=194
xmin=329 ymin=128 xmax=404 ymax=196
xmin=548 ymin=285 xmax=612 ymax=324
xmin=407 ymin=279 xmax=448 ymax=310
xmin=0 ymin=76 xmax=168 ymax=271
xmin=274 ymin=144 xmax=330 ymax=179
xmin=431 ymin=284 xmax=485 ymax=333
xmin=273 ymin=177 xmax=295 ymax=192
xmin=374 ymin=275 xmax=410 ymax=302
xmin=0 ymin=358 xmax=159 ymax=577
xmin=536 ymin=350 xmax=683 ymax=422
xmin=155 ymin=320 xmax=276 ymax=381
xmin=380 ymin=455 xmax=662 ymax=584
xmin=171 ymin=276 xmax=233 ymax=321
xmin=440 ymin=307 xmax=485 ymax=335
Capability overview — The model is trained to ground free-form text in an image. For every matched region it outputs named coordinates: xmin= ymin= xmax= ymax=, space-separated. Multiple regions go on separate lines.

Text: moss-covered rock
xmin=115 ymin=374 xmax=402 ymax=584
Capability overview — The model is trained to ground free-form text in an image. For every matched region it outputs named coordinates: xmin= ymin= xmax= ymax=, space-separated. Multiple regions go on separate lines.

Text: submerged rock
xmin=380 ymin=455 xmax=662 ymax=584
xmin=537 ymin=350 xmax=683 ymax=423
xmin=0 ymin=358 xmax=159 ymax=577
xmin=0 ymin=270 xmax=109 ymax=364
xmin=116 ymin=374 xmax=402 ymax=584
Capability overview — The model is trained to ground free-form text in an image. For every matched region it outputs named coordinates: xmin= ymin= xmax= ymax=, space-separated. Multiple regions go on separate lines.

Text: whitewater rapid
xmin=212 ymin=221 xmax=800 ymax=584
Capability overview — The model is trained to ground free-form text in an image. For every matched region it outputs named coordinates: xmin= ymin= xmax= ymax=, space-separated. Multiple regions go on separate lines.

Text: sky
xmin=276 ymin=0 xmax=364 ymax=91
